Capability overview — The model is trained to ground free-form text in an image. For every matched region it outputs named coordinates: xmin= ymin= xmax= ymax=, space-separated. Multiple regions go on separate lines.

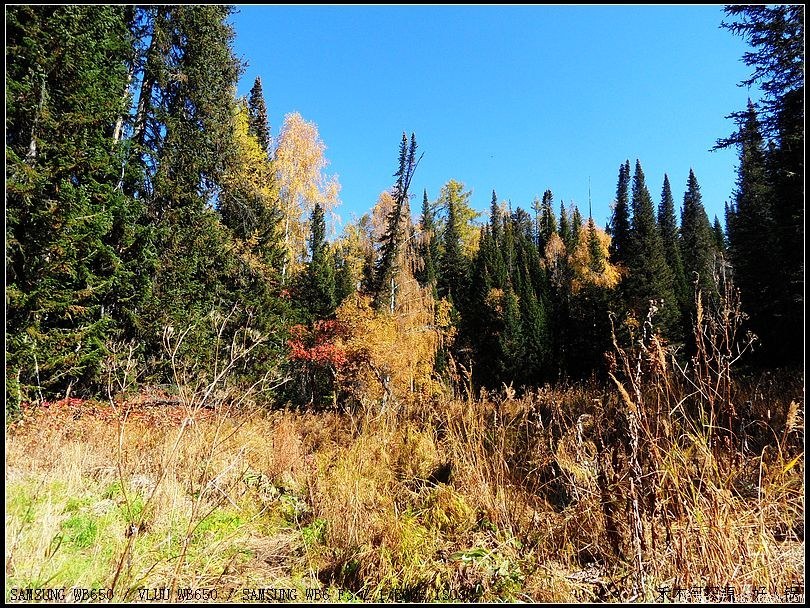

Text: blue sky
xmin=231 ymin=5 xmax=759 ymax=233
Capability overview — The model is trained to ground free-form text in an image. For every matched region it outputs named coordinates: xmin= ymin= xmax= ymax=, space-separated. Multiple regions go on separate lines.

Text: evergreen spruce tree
xmin=374 ymin=133 xmax=420 ymax=311
xmin=570 ymin=205 xmax=583 ymax=251
xmin=558 ymin=202 xmax=572 ymax=249
xmin=658 ymin=174 xmax=688 ymax=309
xmin=514 ymin=225 xmax=550 ymax=384
xmin=438 ymin=189 xmax=469 ymax=308
xmin=247 ymin=76 xmax=272 ymax=157
xmin=538 ymin=189 xmax=557 ymax=251
xmin=608 ymin=160 xmax=632 ymax=265
xmin=131 ymin=5 xmax=261 ymax=379
xmin=300 ymin=203 xmax=337 ymax=319
xmin=726 ymin=102 xmax=781 ymax=356
xmin=712 ymin=216 xmax=726 ymax=253
xmin=718 ymin=5 xmax=803 ymax=364
xmin=498 ymin=285 xmax=523 ymax=383
xmin=6 ymin=6 xmax=152 ymax=411
xmin=467 ymin=228 xmax=500 ymax=388
xmin=626 ymin=160 xmax=677 ymax=334
xmin=490 ymin=190 xmax=502 ymax=242
xmin=416 ymin=189 xmax=438 ymax=291
xmin=587 ymin=218 xmax=606 ymax=274
xmin=680 ymin=169 xmax=717 ymax=301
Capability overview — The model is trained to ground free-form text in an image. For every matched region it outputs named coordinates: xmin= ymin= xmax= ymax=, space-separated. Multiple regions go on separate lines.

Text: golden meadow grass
xmin=5 ymin=358 xmax=803 ymax=602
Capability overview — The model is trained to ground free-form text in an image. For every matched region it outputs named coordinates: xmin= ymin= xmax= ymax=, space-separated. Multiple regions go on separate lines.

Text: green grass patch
xmin=60 ymin=514 xmax=98 ymax=549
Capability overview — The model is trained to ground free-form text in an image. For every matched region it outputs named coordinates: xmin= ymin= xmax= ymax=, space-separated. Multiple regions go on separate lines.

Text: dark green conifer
xmin=658 ymin=174 xmax=688 ymax=308
xmin=6 ymin=6 xmax=152 ymax=411
xmin=680 ymin=169 xmax=717 ymax=300
xmin=248 ymin=76 xmax=272 ymax=157
xmin=608 ymin=160 xmax=632 ymax=265
xmin=300 ymin=203 xmax=337 ymax=319
xmin=626 ymin=160 xmax=677 ymax=333
xmin=538 ymin=189 xmax=557 ymax=251
xmin=558 ymin=202 xmax=571 ymax=248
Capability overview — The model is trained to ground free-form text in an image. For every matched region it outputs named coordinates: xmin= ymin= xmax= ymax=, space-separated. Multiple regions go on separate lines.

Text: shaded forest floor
xmin=5 ymin=368 xmax=804 ymax=603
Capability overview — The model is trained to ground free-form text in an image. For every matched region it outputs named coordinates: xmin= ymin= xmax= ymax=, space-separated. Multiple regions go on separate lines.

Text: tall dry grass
xmin=5 ymin=284 xmax=804 ymax=602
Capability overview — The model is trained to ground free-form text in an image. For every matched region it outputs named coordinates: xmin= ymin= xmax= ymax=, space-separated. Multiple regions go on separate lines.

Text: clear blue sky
xmin=231 ymin=5 xmax=759 ymax=233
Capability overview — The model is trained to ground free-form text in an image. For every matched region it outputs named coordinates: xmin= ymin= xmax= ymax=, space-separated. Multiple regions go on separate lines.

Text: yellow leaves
xmin=335 ymin=287 xmax=440 ymax=407
xmin=569 ymin=225 xmax=622 ymax=293
xmin=221 ymin=102 xmax=274 ymax=204
xmin=370 ymin=190 xmax=396 ymax=243
xmin=274 ymin=112 xmax=341 ymax=277
xmin=484 ymin=288 xmax=505 ymax=316
xmin=275 ymin=111 xmax=340 ymax=217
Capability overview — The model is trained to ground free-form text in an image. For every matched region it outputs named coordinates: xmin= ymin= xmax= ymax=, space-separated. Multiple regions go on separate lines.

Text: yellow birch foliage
xmin=274 ymin=112 xmax=341 ymax=278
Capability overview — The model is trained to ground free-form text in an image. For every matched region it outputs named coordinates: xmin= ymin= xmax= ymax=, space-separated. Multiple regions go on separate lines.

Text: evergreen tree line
xmin=397 ymin=164 xmax=726 ymax=391
xmin=5 ymin=5 xmax=802 ymax=416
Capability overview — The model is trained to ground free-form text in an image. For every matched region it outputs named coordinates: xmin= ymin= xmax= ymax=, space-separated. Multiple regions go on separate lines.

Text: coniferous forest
xmin=6 ymin=5 xmax=804 ymax=603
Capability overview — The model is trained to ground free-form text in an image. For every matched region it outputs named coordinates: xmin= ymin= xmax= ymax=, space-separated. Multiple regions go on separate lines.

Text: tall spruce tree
xmin=558 ymin=202 xmax=572 ymax=249
xmin=374 ymin=133 xmax=420 ymax=311
xmin=718 ymin=5 xmax=804 ymax=364
xmin=538 ymin=189 xmax=557 ymax=251
xmin=680 ymin=169 xmax=717 ymax=301
xmin=587 ymin=218 xmax=606 ymax=274
xmin=247 ymin=76 xmax=272 ymax=157
xmin=300 ymin=203 xmax=337 ymax=319
xmin=608 ymin=160 xmax=632 ymax=265
xmin=438 ymin=188 xmax=469 ymax=308
xmin=416 ymin=189 xmax=438 ymax=291
xmin=626 ymin=160 xmax=677 ymax=334
xmin=6 ymin=6 xmax=152 ymax=411
xmin=131 ymin=5 xmax=255 ymax=379
xmin=726 ymin=102 xmax=781 ymax=356
xmin=658 ymin=174 xmax=688 ymax=309
xmin=570 ymin=205 xmax=583 ymax=251
xmin=712 ymin=216 xmax=726 ymax=253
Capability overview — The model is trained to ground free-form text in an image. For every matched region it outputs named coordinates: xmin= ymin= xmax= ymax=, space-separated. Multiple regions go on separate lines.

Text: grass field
xmin=5 ymin=358 xmax=803 ymax=603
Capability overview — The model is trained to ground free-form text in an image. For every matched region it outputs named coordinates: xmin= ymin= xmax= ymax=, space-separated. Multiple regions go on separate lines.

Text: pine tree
xmin=608 ymin=160 xmax=632 ymax=265
xmin=658 ymin=174 xmax=688 ymax=309
xmin=498 ymin=286 xmax=523 ymax=382
xmin=248 ymin=76 xmax=272 ymax=157
xmin=514 ymin=224 xmax=550 ymax=384
xmin=130 ymin=6 xmax=256 ymax=379
xmin=334 ymin=250 xmax=355 ymax=306
xmin=587 ymin=218 xmax=605 ymax=274
xmin=467 ymin=228 xmax=500 ymax=387
xmin=626 ymin=160 xmax=677 ymax=333
xmin=718 ymin=6 xmax=803 ymax=364
xmin=6 ymin=6 xmax=152 ymax=410
xmin=490 ymin=190 xmax=502 ymax=242
xmin=374 ymin=133 xmax=420 ymax=311
xmin=570 ymin=205 xmax=583 ymax=251
xmin=680 ymin=169 xmax=717 ymax=300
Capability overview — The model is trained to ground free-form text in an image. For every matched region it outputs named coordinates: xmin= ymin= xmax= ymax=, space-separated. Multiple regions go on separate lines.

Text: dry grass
xmin=5 ymin=289 xmax=804 ymax=602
